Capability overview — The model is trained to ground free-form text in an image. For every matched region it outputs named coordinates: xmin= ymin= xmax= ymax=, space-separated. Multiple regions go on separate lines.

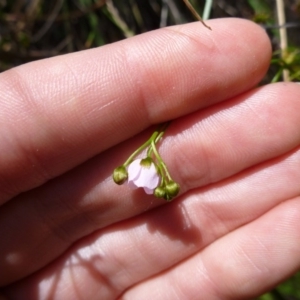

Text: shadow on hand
xmin=3 ymin=192 xmax=203 ymax=300
xmin=144 ymin=196 xmax=202 ymax=246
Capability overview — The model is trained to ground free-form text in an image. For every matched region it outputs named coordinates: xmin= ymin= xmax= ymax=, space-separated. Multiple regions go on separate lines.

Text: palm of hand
xmin=1 ymin=19 xmax=300 ymax=300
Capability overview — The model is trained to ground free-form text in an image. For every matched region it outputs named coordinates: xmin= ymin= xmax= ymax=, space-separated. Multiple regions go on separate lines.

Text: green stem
xmin=124 ymin=131 xmax=159 ymax=166
xmin=151 ymin=139 xmax=172 ymax=181
xmin=124 ymin=121 xmax=171 ymax=169
xmin=155 ymin=122 xmax=170 ymax=143
xmin=147 ymin=122 xmax=170 ymax=156
xmin=156 ymin=163 xmax=166 ymax=186
xmin=271 ymin=68 xmax=284 ymax=83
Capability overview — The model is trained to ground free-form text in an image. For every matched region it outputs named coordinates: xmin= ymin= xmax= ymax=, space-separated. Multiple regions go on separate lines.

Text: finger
xmin=3 ymin=148 xmax=300 ymax=299
xmin=1 ymin=82 xmax=300 ymax=286
xmin=0 ymin=18 xmax=271 ymax=204
xmin=122 ymin=197 xmax=300 ymax=299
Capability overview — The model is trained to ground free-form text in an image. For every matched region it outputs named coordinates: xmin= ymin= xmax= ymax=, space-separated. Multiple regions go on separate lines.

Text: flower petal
xmin=144 ymin=186 xmax=154 ymax=194
xmin=147 ymin=164 xmax=160 ymax=189
xmin=128 ymin=159 xmax=142 ymax=181
xmin=127 ymin=159 xmax=160 ymax=194
xmin=135 ymin=164 xmax=158 ymax=188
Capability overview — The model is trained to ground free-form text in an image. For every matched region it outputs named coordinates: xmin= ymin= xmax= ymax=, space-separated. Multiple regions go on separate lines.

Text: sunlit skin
xmin=1 ymin=18 xmax=300 ymax=299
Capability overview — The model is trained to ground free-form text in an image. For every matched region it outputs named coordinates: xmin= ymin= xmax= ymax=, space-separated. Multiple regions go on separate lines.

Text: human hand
xmin=1 ymin=18 xmax=300 ymax=299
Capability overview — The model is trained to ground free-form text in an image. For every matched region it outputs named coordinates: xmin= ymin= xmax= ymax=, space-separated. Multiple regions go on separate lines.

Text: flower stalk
xmin=113 ymin=122 xmax=180 ymax=201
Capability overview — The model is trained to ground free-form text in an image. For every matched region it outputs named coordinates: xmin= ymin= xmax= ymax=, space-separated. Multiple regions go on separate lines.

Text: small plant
xmin=113 ymin=123 xmax=180 ymax=201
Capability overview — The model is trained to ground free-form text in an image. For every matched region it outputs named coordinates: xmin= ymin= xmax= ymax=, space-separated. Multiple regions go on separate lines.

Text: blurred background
xmin=0 ymin=0 xmax=299 ymax=82
xmin=0 ymin=0 xmax=300 ymax=298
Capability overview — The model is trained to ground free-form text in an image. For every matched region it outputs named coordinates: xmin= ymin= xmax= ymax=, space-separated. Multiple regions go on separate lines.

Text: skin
xmin=0 ymin=18 xmax=300 ymax=300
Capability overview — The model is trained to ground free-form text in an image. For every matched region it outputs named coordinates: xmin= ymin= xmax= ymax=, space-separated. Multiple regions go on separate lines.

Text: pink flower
xmin=127 ymin=158 xmax=160 ymax=194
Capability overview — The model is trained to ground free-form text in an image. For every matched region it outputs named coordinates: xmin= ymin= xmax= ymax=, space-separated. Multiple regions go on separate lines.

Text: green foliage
xmin=271 ymin=47 xmax=300 ymax=82
xmin=248 ymin=0 xmax=272 ymax=23
xmin=0 ymin=0 xmax=298 ymax=82
xmin=277 ymin=271 xmax=300 ymax=298
xmin=258 ymin=271 xmax=300 ymax=299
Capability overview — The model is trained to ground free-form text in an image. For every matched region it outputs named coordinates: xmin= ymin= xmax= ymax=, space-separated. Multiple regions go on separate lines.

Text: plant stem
xmin=182 ymin=0 xmax=211 ymax=30
xmin=124 ymin=131 xmax=158 ymax=166
xmin=151 ymin=139 xmax=172 ymax=181
xmin=124 ymin=122 xmax=169 ymax=166
xmin=203 ymin=0 xmax=213 ymax=21
xmin=276 ymin=0 xmax=290 ymax=81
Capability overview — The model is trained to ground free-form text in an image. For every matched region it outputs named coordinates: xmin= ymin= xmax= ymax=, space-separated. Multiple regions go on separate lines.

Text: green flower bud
xmin=140 ymin=157 xmax=154 ymax=168
xmin=165 ymin=181 xmax=180 ymax=198
xmin=113 ymin=165 xmax=128 ymax=185
xmin=154 ymin=186 xmax=166 ymax=198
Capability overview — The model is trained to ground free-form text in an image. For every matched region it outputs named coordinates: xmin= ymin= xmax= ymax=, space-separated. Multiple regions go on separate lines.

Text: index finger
xmin=0 ymin=18 xmax=271 ymax=203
